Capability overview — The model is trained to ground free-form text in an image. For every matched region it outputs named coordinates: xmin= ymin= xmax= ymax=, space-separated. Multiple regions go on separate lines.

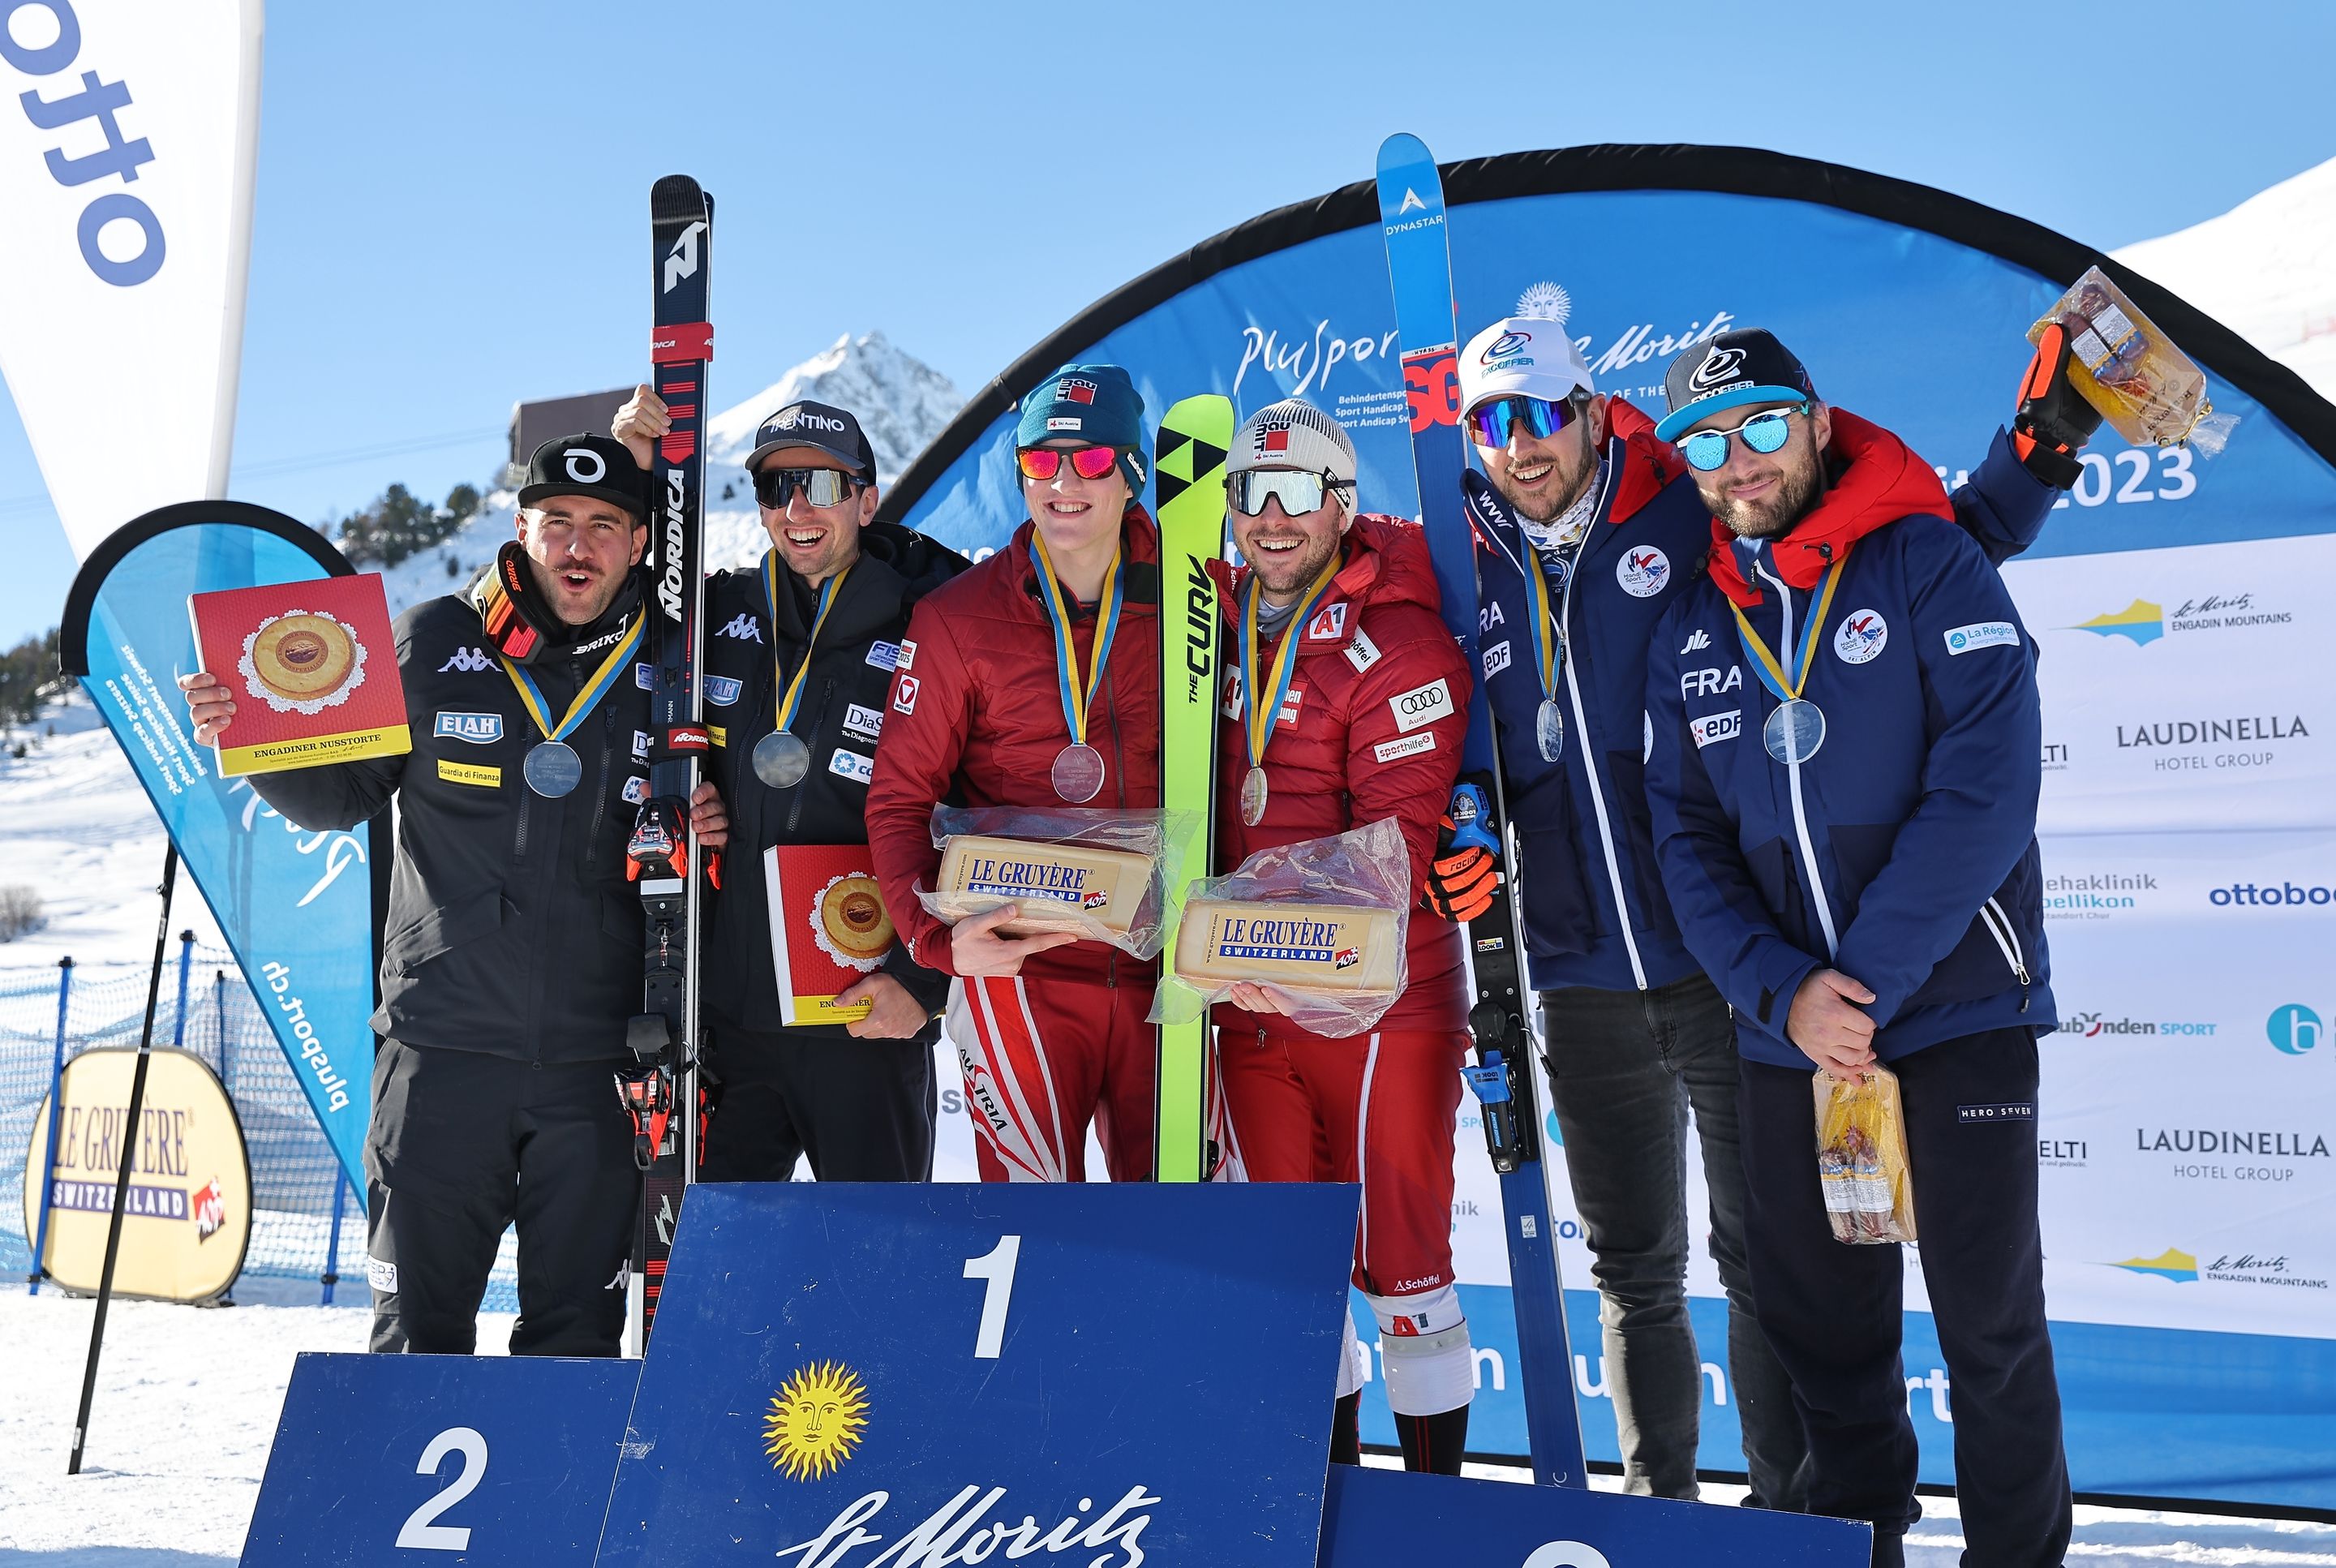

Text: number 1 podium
xmin=243 ymin=1183 xmax=1867 ymax=1565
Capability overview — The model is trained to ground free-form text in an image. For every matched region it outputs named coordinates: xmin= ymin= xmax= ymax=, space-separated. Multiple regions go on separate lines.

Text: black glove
xmin=2012 ymin=323 xmax=2104 ymax=488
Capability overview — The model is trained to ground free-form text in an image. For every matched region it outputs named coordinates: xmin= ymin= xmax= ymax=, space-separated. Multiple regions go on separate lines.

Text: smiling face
xmin=755 ymin=445 xmax=874 ymax=587
xmin=1021 ymin=440 xmax=1130 ymax=560
xmin=517 ymin=495 xmax=647 ymax=626
xmin=1685 ymin=400 xmax=1832 ymax=540
xmin=1230 ymin=474 xmax=1348 ymax=604
xmin=1479 ymin=393 xmax=1606 ymax=524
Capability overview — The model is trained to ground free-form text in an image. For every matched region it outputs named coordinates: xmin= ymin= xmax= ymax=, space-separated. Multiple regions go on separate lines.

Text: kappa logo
xmin=1835 ymin=609 xmax=1888 ymax=664
xmin=662 ymin=219 xmax=706 ymax=292
xmin=717 ymin=612 xmax=763 ymax=643
xmin=705 ymin=675 xmax=743 ymax=707
xmin=893 ymin=675 xmax=920 ymax=715
xmin=563 ymin=448 xmax=607 ymax=484
xmin=1616 ymin=547 xmax=1671 ymax=598
xmin=1482 ymin=639 xmax=1513 ymax=678
xmin=436 ymin=647 xmax=492 ymax=674
xmin=1680 ymin=629 xmax=1711 ymax=654
xmin=1305 ymin=602 xmax=1348 ymax=641
xmin=432 ymin=711 xmax=503 ymax=745
xmin=1688 ymin=344 xmax=1746 ymax=390
xmin=1389 ymin=677 xmax=1454 ymax=733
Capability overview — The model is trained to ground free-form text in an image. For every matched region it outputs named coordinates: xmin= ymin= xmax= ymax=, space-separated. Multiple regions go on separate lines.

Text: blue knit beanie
xmin=1015 ymin=363 xmax=1149 ymax=500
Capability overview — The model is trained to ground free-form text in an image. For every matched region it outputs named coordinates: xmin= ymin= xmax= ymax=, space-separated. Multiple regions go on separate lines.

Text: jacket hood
xmin=1205 ymin=511 xmax=1442 ymax=627
xmin=859 ymin=517 xmax=971 ymax=604
xmin=1604 ymin=397 xmax=1691 ymax=526
xmin=1703 ymin=407 xmax=1954 ymax=607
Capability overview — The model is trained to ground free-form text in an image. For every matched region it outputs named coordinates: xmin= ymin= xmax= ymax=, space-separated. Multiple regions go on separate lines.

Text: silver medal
xmin=522 ymin=739 xmax=583 ymax=798
xmin=752 ymin=731 xmax=810 ymax=789
xmin=1239 ymin=765 xmax=1270 ymax=827
xmin=1535 ymin=699 xmax=1565 ymax=763
xmin=1763 ymin=698 xmax=1827 ymax=765
xmin=1051 ymin=742 xmax=1106 ymax=804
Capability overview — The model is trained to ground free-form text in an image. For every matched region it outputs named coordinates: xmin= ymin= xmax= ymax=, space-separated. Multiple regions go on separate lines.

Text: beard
xmin=1494 ymin=438 xmax=1598 ymax=524
xmin=1242 ymin=524 xmax=1342 ymax=600
xmin=1707 ymin=453 xmax=1826 ymax=540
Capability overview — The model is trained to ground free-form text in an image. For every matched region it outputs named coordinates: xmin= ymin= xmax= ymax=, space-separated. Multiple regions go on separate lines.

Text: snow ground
xmin=0 ymin=1288 xmax=2325 ymax=1566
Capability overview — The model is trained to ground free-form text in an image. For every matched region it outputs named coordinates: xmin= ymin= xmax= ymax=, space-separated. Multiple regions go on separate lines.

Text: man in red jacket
xmin=1208 ymin=399 xmax=1477 ymax=1475
xmin=866 ymin=363 xmax=1162 ymax=1184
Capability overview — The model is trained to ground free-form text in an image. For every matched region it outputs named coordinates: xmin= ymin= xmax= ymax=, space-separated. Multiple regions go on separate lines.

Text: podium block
xmin=1316 ymin=1464 xmax=1871 ymax=1566
xmin=240 ymin=1352 xmax=638 ymax=1566
xmin=597 ymin=1181 xmax=1359 ymax=1567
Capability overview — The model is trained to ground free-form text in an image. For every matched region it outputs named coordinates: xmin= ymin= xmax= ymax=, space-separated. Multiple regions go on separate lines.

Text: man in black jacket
xmin=178 ymin=434 xmax=727 ymax=1355
xmin=616 ymin=389 xmax=964 ymax=1181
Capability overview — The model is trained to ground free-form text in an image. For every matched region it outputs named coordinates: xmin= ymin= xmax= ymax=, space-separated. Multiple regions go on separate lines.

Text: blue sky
xmin=4 ymin=0 xmax=2334 ymax=645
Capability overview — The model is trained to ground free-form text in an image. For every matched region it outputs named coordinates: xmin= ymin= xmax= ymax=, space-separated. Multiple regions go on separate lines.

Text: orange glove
xmin=1427 ymin=813 xmax=1498 ymax=923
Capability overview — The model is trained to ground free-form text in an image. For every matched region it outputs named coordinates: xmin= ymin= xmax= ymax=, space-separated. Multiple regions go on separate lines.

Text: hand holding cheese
xmin=949 ymin=902 xmax=1081 ymax=978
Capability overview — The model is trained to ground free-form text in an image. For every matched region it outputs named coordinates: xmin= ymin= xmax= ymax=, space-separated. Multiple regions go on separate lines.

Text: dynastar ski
xmin=1151 ymin=394 xmax=1234 ymax=1183
xmin=1376 ymin=131 xmax=1587 ymax=1485
xmin=621 ymin=174 xmax=715 ymax=1349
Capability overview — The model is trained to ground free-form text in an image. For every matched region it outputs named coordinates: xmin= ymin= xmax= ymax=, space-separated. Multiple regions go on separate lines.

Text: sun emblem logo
xmin=762 ymin=1360 xmax=870 ymax=1480
xmin=1514 ymin=281 xmax=1573 ymax=326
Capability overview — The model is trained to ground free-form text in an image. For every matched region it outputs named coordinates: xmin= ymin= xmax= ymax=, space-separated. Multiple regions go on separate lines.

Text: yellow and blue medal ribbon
xmin=753 ymin=552 xmax=852 ymax=788
xmin=1519 ymin=547 xmax=1568 ymax=763
xmin=1729 ymin=558 xmax=1843 ymax=765
xmin=498 ymin=614 xmax=644 ymax=797
xmin=1234 ymin=551 xmax=1342 ymax=826
xmin=1028 ymin=530 xmax=1124 ymax=802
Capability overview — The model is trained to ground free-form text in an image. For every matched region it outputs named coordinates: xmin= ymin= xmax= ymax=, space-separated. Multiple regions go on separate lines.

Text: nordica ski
xmin=621 ymin=174 xmax=716 ymax=1350
xmin=1376 ymin=131 xmax=1587 ymax=1486
xmin=1152 ymin=394 xmax=1234 ymax=1183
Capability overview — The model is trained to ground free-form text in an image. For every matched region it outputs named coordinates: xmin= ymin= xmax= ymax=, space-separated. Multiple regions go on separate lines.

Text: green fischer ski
xmin=1152 ymin=394 xmax=1234 ymax=1183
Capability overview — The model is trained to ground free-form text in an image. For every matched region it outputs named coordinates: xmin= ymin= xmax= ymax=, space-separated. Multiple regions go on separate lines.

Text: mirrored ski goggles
xmin=1466 ymin=393 xmax=1583 ymax=450
xmin=1016 ymin=445 xmax=1123 ymax=482
xmin=1228 ymin=468 xmax=1351 ymax=518
xmin=753 ymin=466 xmax=865 ymax=509
xmin=1677 ymin=403 xmax=1810 ymax=472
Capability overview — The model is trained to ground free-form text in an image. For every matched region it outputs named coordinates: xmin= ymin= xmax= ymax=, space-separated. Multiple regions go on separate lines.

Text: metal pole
xmin=67 ymin=847 xmax=176 ymax=1476
xmin=213 ymin=969 xmax=232 ymax=1089
xmin=169 ymin=931 xmax=194 ymax=1050
xmin=321 ymin=1171 xmax=350 ymax=1307
xmin=28 ymin=956 xmax=74 ymax=1296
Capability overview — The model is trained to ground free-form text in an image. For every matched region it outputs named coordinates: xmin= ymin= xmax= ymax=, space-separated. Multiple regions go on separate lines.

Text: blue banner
xmin=892 ymin=148 xmax=2336 ymax=1510
xmin=601 ymin=1181 xmax=1359 ymax=1567
xmin=62 ymin=502 xmax=375 ymax=1194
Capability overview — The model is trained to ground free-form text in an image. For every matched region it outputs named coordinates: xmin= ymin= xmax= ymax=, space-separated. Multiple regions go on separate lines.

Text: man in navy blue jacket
xmin=1643 ymin=329 xmax=2070 ymax=1567
xmin=1440 ymin=317 xmax=2093 ymax=1506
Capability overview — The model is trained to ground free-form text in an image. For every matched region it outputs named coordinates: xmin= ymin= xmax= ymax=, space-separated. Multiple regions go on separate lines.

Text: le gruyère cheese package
xmin=931 ymin=835 xmax=1155 ymax=939
xmin=1172 ymin=899 xmax=1401 ymax=996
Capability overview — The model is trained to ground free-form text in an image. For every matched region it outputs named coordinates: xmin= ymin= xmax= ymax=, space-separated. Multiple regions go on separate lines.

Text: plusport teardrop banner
xmin=892 ymin=145 xmax=2336 ymax=1512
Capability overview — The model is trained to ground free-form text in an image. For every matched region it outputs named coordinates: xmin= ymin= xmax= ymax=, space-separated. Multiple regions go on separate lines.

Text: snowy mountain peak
xmin=2113 ymin=154 xmax=2336 ymax=402
xmin=706 ymin=329 xmax=962 ymax=487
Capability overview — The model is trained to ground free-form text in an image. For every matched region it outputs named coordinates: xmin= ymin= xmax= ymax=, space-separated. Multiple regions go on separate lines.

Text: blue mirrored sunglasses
xmin=1677 ymin=404 xmax=1809 ymax=472
xmin=1466 ymin=393 xmax=1581 ymax=449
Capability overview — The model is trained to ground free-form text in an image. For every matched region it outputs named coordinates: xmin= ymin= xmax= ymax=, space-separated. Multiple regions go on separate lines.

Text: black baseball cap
xmin=745 ymin=400 xmax=876 ymax=476
xmin=1655 ymin=329 xmax=1820 ymax=441
xmin=516 ymin=433 xmax=648 ymax=519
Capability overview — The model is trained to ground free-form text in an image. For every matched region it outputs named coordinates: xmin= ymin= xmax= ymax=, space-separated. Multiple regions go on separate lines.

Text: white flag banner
xmin=0 ymin=0 xmax=264 ymax=560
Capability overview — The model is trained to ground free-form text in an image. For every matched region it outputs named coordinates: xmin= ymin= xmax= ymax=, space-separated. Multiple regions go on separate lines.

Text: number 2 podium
xmin=243 ymin=1183 xmax=1867 ymax=1565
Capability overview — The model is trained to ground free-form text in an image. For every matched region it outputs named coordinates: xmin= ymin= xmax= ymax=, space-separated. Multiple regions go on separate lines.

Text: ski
xmin=622 ymin=173 xmax=716 ymax=1350
xmin=1151 ymin=394 xmax=1235 ymax=1183
xmin=1375 ymin=131 xmax=1587 ymax=1486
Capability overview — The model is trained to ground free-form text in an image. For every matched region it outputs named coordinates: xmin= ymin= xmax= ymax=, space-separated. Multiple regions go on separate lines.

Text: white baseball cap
xmin=1230 ymin=398 xmax=1357 ymax=488
xmin=1457 ymin=317 xmax=1596 ymax=422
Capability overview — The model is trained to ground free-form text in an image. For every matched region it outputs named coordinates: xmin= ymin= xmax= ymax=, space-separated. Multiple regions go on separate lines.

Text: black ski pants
xmin=1738 ymin=1026 xmax=2071 ymax=1568
xmin=364 ymin=1039 xmax=638 ymax=1357
xmin=698 ymin=1022 xmax=935 ymax=1184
